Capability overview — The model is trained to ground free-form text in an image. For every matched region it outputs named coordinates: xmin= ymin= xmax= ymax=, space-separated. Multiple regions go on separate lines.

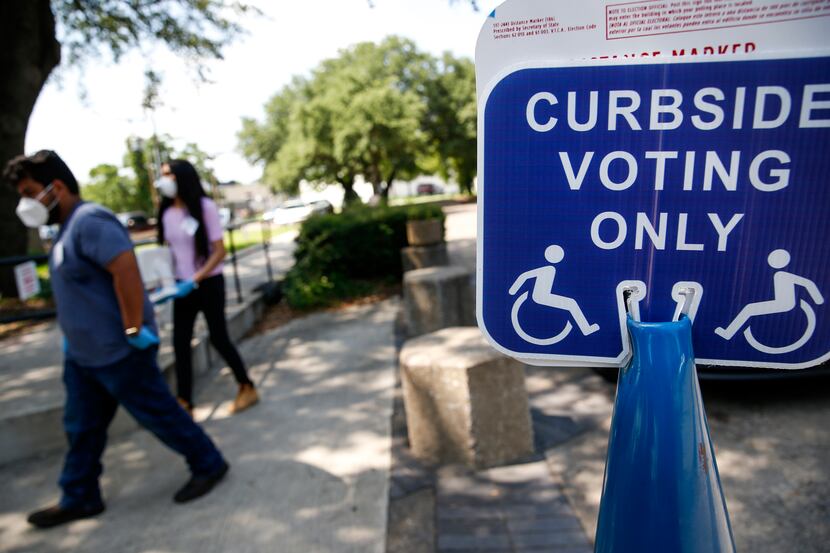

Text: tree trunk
xmin=0 ymin=0 xmax=60 ymax=297
xmin=340 ymin=179 xmax=360 ymax=207
xmin=380 ymin=168 xmax=397 ymax=201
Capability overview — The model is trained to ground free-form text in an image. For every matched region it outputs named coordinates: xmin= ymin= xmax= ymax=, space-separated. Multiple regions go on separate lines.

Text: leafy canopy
xmin=82 ymin=135 xmax=218 ymax=214
xmin=238 ymin=36 xmax=477 ymax=198
xmin=53 ymin=0 xmax=256 ymax=72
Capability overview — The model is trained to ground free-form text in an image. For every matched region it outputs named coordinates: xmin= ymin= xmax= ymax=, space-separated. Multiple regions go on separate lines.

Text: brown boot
xmin=177 ymin=397 xmax=194 ymax=418
xmin=230 ymin=383 xmax=259 ymax=414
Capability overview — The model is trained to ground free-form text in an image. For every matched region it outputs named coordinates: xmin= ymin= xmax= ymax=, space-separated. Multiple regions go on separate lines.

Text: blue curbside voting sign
xmin=478 ymin=55 xmax=830 ymax=369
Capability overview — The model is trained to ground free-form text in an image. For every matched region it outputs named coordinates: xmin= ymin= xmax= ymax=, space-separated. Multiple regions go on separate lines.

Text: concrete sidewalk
xmin=0 ymin=299 xmax=398 ymax=553
xmin=0 ymin=231 xmax=296 ymax=465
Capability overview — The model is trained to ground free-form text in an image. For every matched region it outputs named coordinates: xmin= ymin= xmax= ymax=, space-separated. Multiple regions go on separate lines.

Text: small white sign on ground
xmin=14 ymin=261 xmax=41 ymax=301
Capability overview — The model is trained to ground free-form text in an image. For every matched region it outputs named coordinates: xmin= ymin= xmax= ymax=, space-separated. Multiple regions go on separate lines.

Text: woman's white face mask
xmin=155 ymin=176 xmax=177 ymax=199
xmin=16 ymin=183 xmax=57 ymax=228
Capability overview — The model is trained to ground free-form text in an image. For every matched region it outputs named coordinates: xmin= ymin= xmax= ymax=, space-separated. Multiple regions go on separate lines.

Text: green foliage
xmin=283 ymin=205 xmax=444 ymax=309
xmin=54 ymin=1 xmax=256 ymax=71
xmin=403 ymin=203 xmax=445 ymax=221
xmin=425 ymin=54 xmax=478 ymax=195
xmin=81 ymin=163 xmax=142 ymax=213
xmin=238 ymin=78 xmax=307 ymax=166
xmin=124 ymin=137 xmax=154 ymax=213
xmin=179 ymin=142 xmax=219 ymax=190
xmin=84 ymin=135 xmax=218 ymax=213
xmin=238 ymin=36 xmax=477 ymax=200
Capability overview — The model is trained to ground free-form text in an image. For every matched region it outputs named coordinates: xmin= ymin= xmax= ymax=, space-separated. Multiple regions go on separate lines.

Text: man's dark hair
xmin=3 ymin=150 xmax=80 ymax=194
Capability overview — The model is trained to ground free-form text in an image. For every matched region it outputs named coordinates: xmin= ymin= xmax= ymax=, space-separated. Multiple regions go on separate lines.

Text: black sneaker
xmin=173 ymin=461 xmax=229 ymax=503
xmin=27 ymin=503 xmax=105 ymax=529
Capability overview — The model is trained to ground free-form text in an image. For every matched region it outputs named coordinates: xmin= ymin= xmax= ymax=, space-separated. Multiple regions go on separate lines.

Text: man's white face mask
xmin=16 ymin=183 xmax=57 ymax=228
xmin=155 ymin=176 xmax=177 ymax=199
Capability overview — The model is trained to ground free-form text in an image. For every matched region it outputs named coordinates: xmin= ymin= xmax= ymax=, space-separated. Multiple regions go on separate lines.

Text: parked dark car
xmin=416 ymin=183 xmax=443 ymax=195
xmin=116 ymin=211 xmax=153 ymax=231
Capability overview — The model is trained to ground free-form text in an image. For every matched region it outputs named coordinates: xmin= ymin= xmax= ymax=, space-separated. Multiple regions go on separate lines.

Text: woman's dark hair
xmin=157 ymin=159 xmax=210 ymax=263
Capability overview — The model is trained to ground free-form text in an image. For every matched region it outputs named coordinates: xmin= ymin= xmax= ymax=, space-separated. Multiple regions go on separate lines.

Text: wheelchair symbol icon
xmin=511 ymin=291 xmax=574 ymax=345
xmin=715 ymin=250 xmax=824 ymax=355
xmin=508 ymin=245 xmax=599 ymax=346
xmin=742 ymin=300 xmax=817 ymax=355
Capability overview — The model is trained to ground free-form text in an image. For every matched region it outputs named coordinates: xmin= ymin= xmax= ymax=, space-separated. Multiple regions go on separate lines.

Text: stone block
xmin=403 ymin=266 xmax=475 ymax=338
xmin=406 ymin=218 xmax=444 ymax=246
xmin=401 ymin=243 xmax=449 ymax=272
xmin=400 ymin=327 xmax=534 ymax=469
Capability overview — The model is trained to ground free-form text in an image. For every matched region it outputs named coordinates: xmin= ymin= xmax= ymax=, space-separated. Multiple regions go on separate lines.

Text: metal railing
xmin=0 ymin=217 xmax=280 ymax=324
xmin=223 ymin=217 xmax=277 ymax=305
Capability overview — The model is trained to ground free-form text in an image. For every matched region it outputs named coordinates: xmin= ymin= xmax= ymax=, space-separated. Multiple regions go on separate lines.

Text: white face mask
xmin=155 ymin=176 xmax=177 ymax=199
xmin=16 ymin=183 xmax=57 ymax=228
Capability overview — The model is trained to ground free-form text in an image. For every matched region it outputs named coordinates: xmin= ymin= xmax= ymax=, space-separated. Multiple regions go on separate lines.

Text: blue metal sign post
xmin=478 ymin=56 xmax=830 ymax=370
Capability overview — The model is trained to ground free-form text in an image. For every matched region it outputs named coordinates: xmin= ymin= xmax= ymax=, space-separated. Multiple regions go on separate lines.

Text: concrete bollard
xmin=401 ymin=243 xmax=449 ymax=272
xmin=403 ymin=266 xmax=475 ymax=338
xmin=399 ymin=327 xmax=534 ymax=469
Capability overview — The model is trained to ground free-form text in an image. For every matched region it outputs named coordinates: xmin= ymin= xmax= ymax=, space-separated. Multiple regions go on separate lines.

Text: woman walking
xmin=156 ymin=159 xmax=258 ymax=415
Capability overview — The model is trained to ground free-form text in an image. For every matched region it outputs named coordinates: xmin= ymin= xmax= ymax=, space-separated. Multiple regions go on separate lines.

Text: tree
xmin=239 ymin=77 xmax=307 ymax=168
xmin=334 ymin=79 xmax=426 ymax=199
xmin=239 ymin=74 xmax=363 ymax=201
xmin=179 ymin=142 xmax=220 ymax=197
xmin=82 ymin=163 xmax=139 ymax=213
xmin=325 ymin=38 xmax=431 ymax=200
xmin=83 ymin=135 xmax=217 ymax=213
xmin=239 ymin=37 xmax=468 ymax=204
xmin=124 ymin=136 xmax=155 ymax=214
xmin=424 ymin=54 xmax=477 ymax=195
xmin=0 ymin=0 xmax=252 ymax=296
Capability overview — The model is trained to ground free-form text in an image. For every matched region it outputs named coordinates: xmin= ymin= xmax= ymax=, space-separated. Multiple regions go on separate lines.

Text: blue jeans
xmin=59 ymin=348 xmax=226 ymax=509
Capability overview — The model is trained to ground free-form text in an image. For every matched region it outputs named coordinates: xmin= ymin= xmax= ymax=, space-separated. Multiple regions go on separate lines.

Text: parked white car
xmin=262 ymin=200 xmax=313 ymax=225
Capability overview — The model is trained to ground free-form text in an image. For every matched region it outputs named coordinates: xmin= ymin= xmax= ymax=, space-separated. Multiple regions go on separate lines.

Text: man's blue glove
xmin=174 ymin=279 xmax=197 ymax=299
xmin=126 ymin=326 xmax=160 ymax=350
xmin=63 ymin=337 xmax=69 ymax=354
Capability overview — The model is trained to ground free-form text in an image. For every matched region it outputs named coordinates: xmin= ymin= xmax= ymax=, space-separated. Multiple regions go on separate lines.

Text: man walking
xmin=4 ymin=151 xmax=229 ymax=529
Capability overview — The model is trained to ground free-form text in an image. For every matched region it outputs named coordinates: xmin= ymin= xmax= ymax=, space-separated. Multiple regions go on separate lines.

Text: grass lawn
xmin=389 ymin=193 xmax=475 ymax=207
xmin=131 ymin=222 xmax=297 ymax=254
xmin=224 ymin=223 xmax=297 ymax=252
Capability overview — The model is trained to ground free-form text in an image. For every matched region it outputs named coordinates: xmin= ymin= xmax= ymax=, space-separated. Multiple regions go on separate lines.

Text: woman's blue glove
xmin=174 ymin=279 xmax=197 ymax=298
xmin=126 ymin=326 xmax=160 ymax=350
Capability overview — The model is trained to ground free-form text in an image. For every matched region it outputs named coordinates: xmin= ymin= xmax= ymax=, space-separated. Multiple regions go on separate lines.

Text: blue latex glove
xmin=62 ymin=337 xmax=69 ymax=354
xmin=174 ymin=279 xmax=197 ymax=299
xmin=126 ymin=326 xmax=160 ymax=350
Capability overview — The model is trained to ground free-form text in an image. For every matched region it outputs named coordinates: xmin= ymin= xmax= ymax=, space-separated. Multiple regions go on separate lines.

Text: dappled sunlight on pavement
xmin=531 ymin=366 xmax=830 ymax=553
xmin=0 ymin=300 xmax=398 ymax=553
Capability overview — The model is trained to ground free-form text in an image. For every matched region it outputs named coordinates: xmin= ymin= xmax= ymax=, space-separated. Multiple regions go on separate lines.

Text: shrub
xmin=283 ymin=204 xmax=445 ymax=309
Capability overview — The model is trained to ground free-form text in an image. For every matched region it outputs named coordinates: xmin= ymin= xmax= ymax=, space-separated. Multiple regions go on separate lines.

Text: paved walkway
xmin=0 ymin=204 xmax=687 ymax=552
xmin=435 ymin=462 xmax=591 ymax=553
xmin=0 ymin=299 xmax=398 ymax=553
